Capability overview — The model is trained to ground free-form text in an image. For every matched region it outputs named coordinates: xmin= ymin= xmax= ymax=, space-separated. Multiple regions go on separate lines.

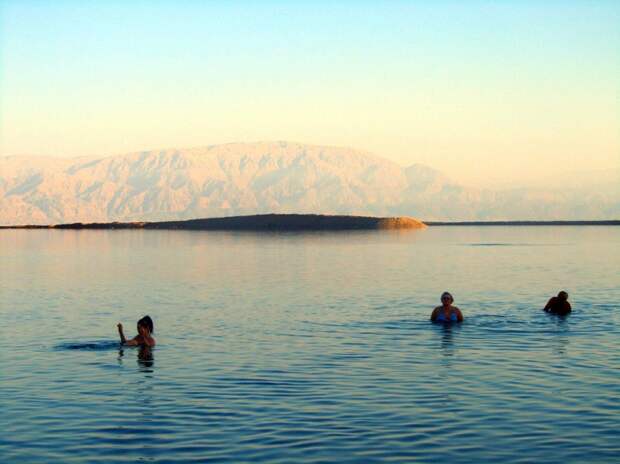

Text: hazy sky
xmin=1 ymin=0 xmax=618 ymax=187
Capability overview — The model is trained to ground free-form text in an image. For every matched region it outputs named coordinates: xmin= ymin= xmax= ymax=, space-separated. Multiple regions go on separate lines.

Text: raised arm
xmin=117 ymin=323 xmax=139 ymax=346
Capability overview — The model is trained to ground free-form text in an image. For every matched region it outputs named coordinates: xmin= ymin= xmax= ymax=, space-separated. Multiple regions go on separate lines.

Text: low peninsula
xmin=424 ymin=220 xmax=620 ymax=226
xmin=2 ymin=214 xmax=426 ymax=231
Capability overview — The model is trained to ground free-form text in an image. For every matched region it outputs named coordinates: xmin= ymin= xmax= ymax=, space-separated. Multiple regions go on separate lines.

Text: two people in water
xmin=430 ymin=290 xmax=572 ymax=323
xmin=117 ymin=315 xmax=156 ymax=347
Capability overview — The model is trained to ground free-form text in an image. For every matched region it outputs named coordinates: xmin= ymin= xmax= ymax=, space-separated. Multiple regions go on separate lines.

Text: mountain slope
xmin=1 ymin=141 xmax=617 ymax=225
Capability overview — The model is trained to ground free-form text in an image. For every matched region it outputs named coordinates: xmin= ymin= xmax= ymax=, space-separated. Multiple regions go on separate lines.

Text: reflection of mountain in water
xmin=2 ymin=141 xmax=618 ymax=225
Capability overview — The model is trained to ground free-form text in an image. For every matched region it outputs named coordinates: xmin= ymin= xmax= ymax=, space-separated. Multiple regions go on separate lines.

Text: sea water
xmin=1 ymin=226 xmax=619 ymax=463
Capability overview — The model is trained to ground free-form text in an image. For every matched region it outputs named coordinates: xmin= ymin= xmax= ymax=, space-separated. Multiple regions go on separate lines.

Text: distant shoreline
xmin=1 ymin=216 xmax=618 ymax=230
xmin=425 ymin=220 xmax=620 ymax=226
xmin=0 ymin=214 xmax=426 ymax=231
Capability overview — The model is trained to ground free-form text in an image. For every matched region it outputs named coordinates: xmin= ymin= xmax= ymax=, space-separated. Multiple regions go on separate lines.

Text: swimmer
xmin=117 ymin=315 xmax=156 ymax=347
xmin=543 ymin=291 xmax=572 ymax=315
xmin=430 ymin=292 xmax=464 ymax=323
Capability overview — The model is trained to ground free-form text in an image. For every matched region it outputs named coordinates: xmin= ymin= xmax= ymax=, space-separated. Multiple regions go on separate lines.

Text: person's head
xmin=440 ymin=292 xmax=454 ymax=306
xmin=557 ymin=291 xmax=568 ymax=301
xmin=137 ymin=315 xmax=154 ymax=335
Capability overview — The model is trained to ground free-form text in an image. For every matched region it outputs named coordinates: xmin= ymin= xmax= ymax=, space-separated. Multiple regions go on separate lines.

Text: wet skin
xmin=430 ymin=295 xmax=464 ymax=323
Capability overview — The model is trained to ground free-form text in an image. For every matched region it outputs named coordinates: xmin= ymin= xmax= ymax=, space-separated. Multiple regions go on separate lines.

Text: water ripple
xmin=2 ymin=227 xmax=619 ymax=463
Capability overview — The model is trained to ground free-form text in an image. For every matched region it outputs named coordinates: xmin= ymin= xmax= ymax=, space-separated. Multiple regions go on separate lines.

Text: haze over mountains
xmin=1 ymin=141 xmax=618 ymax=225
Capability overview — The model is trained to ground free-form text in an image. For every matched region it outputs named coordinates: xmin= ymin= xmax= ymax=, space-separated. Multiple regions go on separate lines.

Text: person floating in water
xmin=543 ymin=291 xmax=572 ymax=315
xmin=117 ymin=315 xmax=156 ymax=347
xmin=431 ymin=292 xmax=464 ymax=323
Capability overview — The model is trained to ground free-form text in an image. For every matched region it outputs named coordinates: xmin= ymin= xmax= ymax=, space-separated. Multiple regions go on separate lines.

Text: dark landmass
xmin=425 ymin=220 xmax=620 ymax=226
xmin=2 ymin=216 xmax=618 ymax=230
xmin=0 ymin=214 xmax=426 ymax=231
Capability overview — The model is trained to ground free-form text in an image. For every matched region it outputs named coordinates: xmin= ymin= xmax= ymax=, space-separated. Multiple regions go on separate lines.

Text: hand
xmin=117 ymin=323 xmax=123 ymax=331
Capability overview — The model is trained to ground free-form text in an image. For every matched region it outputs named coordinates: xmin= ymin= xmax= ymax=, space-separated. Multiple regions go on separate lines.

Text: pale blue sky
xmin=1 ymin=1 xmax=618 ymax=186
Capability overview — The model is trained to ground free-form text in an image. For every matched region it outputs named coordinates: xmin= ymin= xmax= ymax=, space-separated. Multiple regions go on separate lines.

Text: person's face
xmin=138 ymin=323 xmax=149 ymax=336
xmin=441 ymin=295 xmax=452 ymax=306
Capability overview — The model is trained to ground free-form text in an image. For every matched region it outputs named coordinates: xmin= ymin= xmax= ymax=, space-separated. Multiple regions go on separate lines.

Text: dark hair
xmin=558 ymin=291 xmax=568 ymax=300
xmin=138 ymin=315 xmax=154 ymax=334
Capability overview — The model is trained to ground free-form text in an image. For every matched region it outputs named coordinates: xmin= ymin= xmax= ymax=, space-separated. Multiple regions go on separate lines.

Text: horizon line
xmin=2 ymin=214 xmax=619 ymax=230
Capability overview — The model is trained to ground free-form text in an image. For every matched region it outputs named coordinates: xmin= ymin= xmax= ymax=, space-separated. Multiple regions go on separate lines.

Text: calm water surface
xmin=1 ymin=227 xmax=619 ymax=463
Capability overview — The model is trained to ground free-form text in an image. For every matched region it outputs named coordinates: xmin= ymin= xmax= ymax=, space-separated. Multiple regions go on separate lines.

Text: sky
xmin=1 ymin=0 xmax=618 ymax=188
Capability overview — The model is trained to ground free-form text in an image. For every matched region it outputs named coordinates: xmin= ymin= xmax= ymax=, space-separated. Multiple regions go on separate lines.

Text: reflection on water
xmin=439 ymin=323 xmax=456 ymax=357
xmin=117 ymin=345 xmax=155 ymax=370
xmin=1 ymin=227 xmax=619 ymax=464
xmin=548 ymin=313 xmax=570 ymax=356
xmin=138 ymin=345 xmax=154 ymax=369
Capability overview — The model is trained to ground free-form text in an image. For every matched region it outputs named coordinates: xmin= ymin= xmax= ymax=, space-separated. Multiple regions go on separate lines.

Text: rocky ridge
xmin=1 ymin=141 xmax=618 ymax=225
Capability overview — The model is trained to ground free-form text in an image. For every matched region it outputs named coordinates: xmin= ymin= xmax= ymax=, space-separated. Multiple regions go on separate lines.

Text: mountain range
xmin=1 ymin=141 xmax=618 ymax=225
